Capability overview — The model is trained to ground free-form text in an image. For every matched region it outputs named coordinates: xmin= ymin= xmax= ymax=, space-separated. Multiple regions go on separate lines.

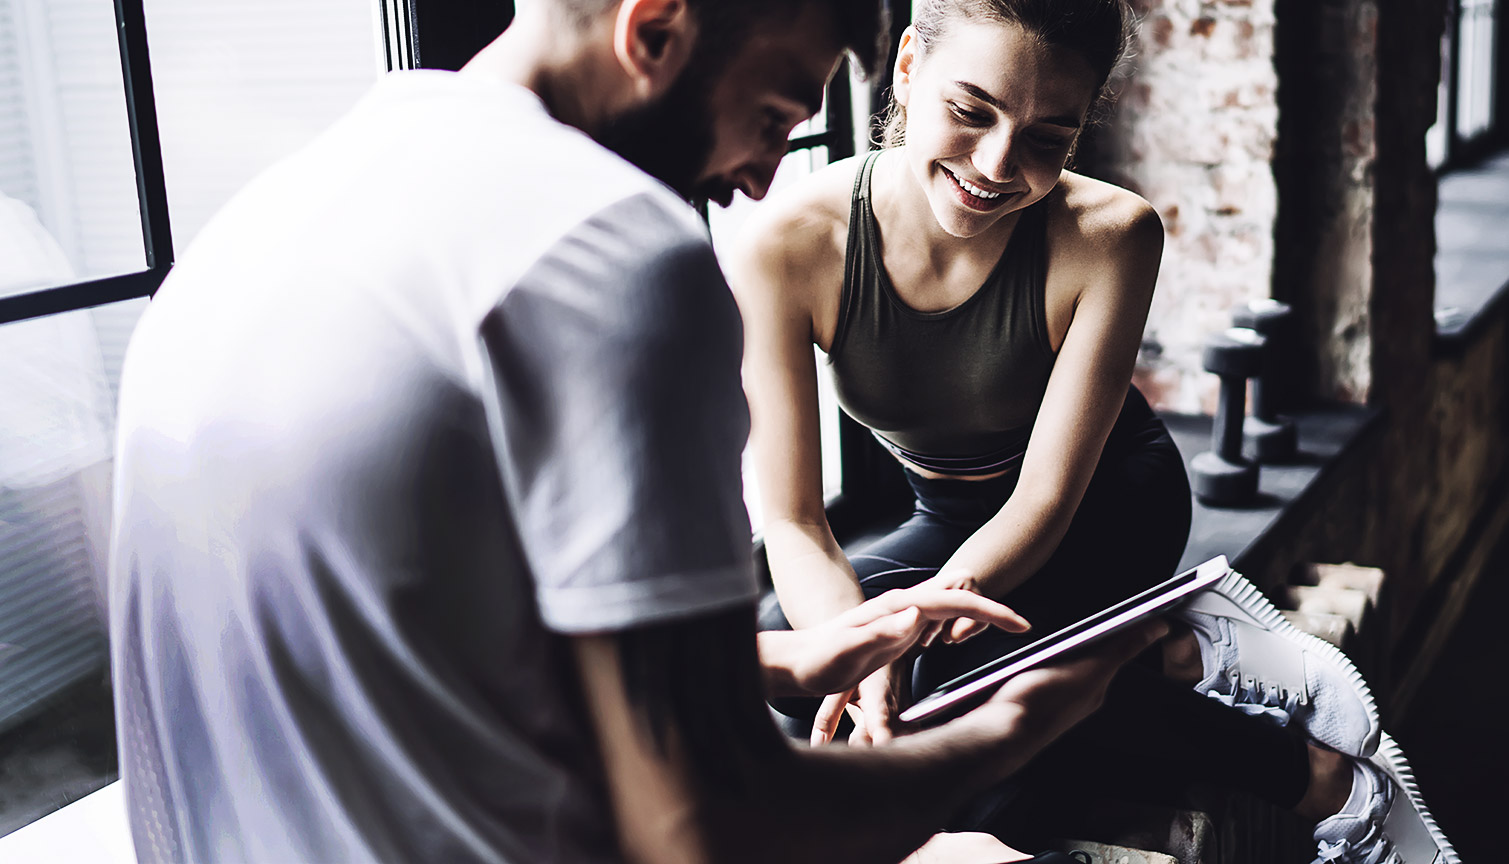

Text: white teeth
xmin=954 ymin=173 xmax=1002 ymax=199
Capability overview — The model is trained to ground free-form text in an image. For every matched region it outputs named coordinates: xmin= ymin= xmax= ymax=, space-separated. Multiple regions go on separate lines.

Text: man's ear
xmin=614 ymin=0 xmax=696 ymax=100
xmin=892 ymin=26 xmax=920 ymax=108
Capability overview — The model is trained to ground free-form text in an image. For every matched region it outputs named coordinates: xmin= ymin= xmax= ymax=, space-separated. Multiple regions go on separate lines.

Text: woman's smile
xmin=941 ymin=164 xmax=1015 ymax=212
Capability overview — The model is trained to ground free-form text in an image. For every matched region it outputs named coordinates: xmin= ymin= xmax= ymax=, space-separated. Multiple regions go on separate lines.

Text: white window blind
xmin=142 ymin=0 xmax=383 ymax=248
xmin=0 ymin=0 xmax=381 ymax=740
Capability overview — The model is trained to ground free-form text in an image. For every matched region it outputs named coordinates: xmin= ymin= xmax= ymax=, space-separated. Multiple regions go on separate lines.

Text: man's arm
xmin=574 ymin=605 xmax=1167 ymax=864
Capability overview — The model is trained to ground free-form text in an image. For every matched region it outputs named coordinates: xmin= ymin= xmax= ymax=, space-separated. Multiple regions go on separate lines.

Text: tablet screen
xmin=898 ymin=555 xmax=1231 ymax=724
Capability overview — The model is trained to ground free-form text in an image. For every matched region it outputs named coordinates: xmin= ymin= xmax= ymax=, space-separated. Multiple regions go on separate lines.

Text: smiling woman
xmin=726 ymin=2 xmax=1462 ymax=860
xmin=726 ymin=0 xmax=1179 ymax=730
xmin=886 ymin=20 xmax=1100 ymax=240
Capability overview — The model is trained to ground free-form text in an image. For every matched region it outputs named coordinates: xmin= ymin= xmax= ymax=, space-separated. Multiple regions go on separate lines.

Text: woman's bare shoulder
xmin=727 ymin=156 xmax=862 ymax=292
xmin=1047 ymin=171 xmax=1163 ymax=253
xmin=1041 ymin=172 xmax=1165 ymax=319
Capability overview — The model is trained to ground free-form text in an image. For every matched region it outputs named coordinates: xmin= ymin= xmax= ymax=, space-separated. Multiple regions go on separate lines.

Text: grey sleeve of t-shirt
xmin=479 ymin=193 xmax=758 ymax=634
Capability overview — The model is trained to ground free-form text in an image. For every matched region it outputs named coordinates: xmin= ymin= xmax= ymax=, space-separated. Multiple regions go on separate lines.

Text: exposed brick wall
xmin=1092 ymin=0 xmax=1280 ymax=414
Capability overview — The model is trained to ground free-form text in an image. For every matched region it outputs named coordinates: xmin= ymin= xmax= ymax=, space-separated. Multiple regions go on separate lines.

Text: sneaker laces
xmin=1208 ymin=669 xmax=1302 ymax=725
xmin=1311 ymin=791 xmax=1394 ymax=864
xmin=1311 ymin=836 xmax=1394 ymax=864
xmin=1314 ymin=839 xmax=1353 ymax=863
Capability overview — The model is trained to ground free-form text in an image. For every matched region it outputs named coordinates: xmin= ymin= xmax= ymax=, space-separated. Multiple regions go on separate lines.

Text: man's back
xmin=110 ymin=70 xmax=757 ymax=863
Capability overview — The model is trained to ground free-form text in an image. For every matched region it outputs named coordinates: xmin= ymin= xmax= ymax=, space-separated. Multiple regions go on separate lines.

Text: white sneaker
xmin=1175 ymin=568 xmax=1381 ymax=757
xmin=1311 ymin=733 xmax=1460 ymax=863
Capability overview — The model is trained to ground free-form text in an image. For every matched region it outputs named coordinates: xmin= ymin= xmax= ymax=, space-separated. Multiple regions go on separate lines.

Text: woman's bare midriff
xmin=893 ymin=452 xmax=1016 ymax=482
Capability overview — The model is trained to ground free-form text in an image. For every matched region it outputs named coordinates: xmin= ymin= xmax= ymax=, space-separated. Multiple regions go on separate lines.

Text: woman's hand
xmin=761 ymin=587 xmax=1030 ymax=739
xmin=917 ymin=568 xmax=997 ymax=646
xmin=811 ymin=659 xmax=908 ymax=746
xmin=797 ymin=585 xmax=1030 ymax=745
xmin=770 ymin=586 xmax=1028 ymax=698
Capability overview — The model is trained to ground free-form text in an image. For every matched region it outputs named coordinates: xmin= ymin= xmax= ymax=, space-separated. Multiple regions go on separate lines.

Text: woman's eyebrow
xmin=952 ymin=81 xmax=1082 ymax=130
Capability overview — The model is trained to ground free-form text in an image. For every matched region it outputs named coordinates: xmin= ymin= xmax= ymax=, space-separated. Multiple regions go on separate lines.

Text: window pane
xmin=0 ymin=0 xmax=146 ymax=298
xmin=142 ymin=0 xmax=382 ymax=249
xmin=0 ymin=0 xmax=385 ymax=839
xmin=0 ymin=296 xmax=147 ymax=838
xmin=1427 ymin=22 xmax=1452 ymax=169
xmin=709 ymin=146 xmax=844 ymax=533
xmin=1455 ymin=0 xmax=1498 ymax=140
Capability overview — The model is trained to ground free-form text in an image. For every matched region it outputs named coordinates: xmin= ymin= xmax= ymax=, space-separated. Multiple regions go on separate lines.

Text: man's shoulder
xmin=515 ymin=190 xmax=730 ymax=340
xmin=468 ymin=89 xmax=710 ymax=275
xmin=362 ymin=70 xmax=703 ymax=242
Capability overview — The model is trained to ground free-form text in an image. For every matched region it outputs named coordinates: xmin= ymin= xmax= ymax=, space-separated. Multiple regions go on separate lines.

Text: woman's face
xmin=893 ymin=19 xmax=1098 ymax=239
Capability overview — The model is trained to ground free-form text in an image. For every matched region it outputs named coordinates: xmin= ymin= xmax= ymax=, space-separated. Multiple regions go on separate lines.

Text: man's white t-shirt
xmin=109 ymin=70 xmax=758 ymax=863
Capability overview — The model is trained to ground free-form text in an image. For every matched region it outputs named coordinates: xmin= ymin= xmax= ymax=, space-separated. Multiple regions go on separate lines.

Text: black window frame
xmin=1436 ymin=0 xmax=1508 ymax=172
xmin=0 ymin=0 xmax=173 ymax=327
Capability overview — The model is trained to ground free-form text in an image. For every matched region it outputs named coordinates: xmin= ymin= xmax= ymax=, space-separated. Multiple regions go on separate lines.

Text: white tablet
xmin=898 ymin=555 xmax=1232 ymax=725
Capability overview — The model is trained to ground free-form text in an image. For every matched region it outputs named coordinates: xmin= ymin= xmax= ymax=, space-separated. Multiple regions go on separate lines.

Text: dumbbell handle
xmin=1233 ymin=300 xmax=1290 ymax=424
xmin=1251 ymin=372 xmax=1276 ymax=423
xmin=1214 ymin=372 xmax=1246 ymax=462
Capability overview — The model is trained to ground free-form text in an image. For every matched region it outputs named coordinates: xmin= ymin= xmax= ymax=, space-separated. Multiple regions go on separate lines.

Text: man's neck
xmin=461 ymin=6 xmax=623 ymax=137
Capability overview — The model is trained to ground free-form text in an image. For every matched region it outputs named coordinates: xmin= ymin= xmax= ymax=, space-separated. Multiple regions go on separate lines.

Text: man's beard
xmin=594 ymin=56 xmax=730 ymax=204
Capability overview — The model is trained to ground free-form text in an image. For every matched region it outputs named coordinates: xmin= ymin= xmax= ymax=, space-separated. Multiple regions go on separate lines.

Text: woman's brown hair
xmin=879 ymin=0 xmax=1135 ymax=147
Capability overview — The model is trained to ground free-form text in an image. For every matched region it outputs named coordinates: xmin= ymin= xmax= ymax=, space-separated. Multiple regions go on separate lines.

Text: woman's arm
xmin=726 ymin=185 xmax=865 ymax=630
xmin=730 ymin=178 xmax=929 ymax=744
xmin=928 ymin=181 xmax=1166 ymax=615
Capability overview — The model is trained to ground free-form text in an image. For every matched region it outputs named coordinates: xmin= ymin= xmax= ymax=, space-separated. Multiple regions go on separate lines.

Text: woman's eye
xmin=947 ymin=103 xmax=988 ymax=125
xmin=1031 ymin=135 xmax=1071 ymax=151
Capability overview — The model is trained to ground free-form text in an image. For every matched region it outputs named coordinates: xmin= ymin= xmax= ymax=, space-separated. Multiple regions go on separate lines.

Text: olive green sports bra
xmin=827 ymin=150 xmax=1057 ymax=476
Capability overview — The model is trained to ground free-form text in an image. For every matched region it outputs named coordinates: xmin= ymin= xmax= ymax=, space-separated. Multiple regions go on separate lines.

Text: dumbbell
xmin=1232 ymin=299 xmax=1297 ymax=462
xmin=1192 ymin=327 xmax=1266 ymax=506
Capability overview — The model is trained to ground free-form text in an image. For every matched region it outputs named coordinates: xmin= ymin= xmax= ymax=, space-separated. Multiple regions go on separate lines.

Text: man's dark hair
xmin=551 ymin=0 xmax=891 ymax=78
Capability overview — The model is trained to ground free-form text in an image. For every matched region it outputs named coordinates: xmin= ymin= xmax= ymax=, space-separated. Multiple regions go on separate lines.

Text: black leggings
xmin=762 ymin=386 xmax=1311 ymax=811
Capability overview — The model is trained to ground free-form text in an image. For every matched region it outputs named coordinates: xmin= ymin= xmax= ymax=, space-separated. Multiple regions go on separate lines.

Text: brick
xmin=1282 ymin=584 xmax=1370 ymax=632
xmin=1087 ymin=0 xmax=1281 ymax=413
xmin=1297 ymin=562 xmax=1386 ymax=609
xmin=1283 ymin=581 xmax=1389 ymax=702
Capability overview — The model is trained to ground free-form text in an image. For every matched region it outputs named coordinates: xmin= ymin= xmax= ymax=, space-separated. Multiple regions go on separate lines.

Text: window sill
xmin=1432 ymin=150 xmax=1509 ymax=353
xmin=1163 ymin=405 xmax=1383 ymax=574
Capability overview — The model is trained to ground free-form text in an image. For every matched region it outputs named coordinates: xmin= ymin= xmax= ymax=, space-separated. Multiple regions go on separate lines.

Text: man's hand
xmin=814 ymin=658 xmax=907 ymax=747
xmin=758 ymin=588 xmax=1030 ymax=722
xmin=961 ymin=619 xmax=1171 ymax=775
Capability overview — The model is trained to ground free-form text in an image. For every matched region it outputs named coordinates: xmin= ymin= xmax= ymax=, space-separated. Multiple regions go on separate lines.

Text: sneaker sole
xmin=1372 ymin=732 xmax=1461 ymax=864
xmin=1179 ymin=569 xmax=1382 ymax=758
